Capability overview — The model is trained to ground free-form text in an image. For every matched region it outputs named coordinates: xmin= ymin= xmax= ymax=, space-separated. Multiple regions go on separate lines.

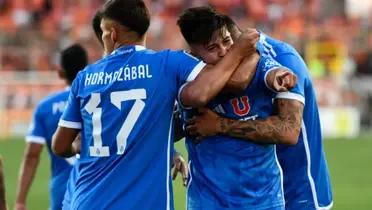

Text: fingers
xmin=237 ymin=29 xmax=259 ymax=53
xmin=274 ymin=70 xmax=297 ymax=91
xmin=280 ymin=72 xmax=296 ymax=89
xmin=172 ymin=159 xmax=181 ymax=180
xmin=172 ymin=166 xmax=178 ymax=180
xmin=197 ymin=107 xmax=207 ymax=114
xmin=172 ymin=155 xmax=189 ymax=187
xmin=185 ymin=117 xmax=196 ymax=126
xmin=185 ymin=124 xmax=198 ymax=136
xmin=243 ymin=28 xmax=260 ymax=40
xmin=181 ymin=162 xmax=188 ymax=187
xmin=290 ymin=73 xmax=297 ymax=87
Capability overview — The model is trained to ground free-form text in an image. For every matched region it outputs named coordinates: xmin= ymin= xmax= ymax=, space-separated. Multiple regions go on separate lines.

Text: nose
xmin=218 ymin=46 xmax=228 ymax=57
xmin=218 ymin=43 xmax=232 ymax=57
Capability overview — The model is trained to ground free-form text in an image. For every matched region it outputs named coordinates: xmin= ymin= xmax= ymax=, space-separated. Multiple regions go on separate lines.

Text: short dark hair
xmin=222 ymin=15 xmax=241 ymax=33
xmin=60 ymin=44 xmax=88 ymax=83
xmin=177 ymin=6 xmax=227 ymax=45
xmin=100 ymin=0 xmax=150 ymax=37
xmin=92 ymin=10 xmax=103 ymax=46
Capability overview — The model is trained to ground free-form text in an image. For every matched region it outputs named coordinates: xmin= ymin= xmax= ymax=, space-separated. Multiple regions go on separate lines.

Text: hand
xmin=72 ymin=133 xmax=81 ymax=154
xmin=172 ymin=153 xmax=188 ymax=187
xmin=235 ymin=28 xmax=259 ymax=56
xmin=186 ymin=108 xmax=221 ymax=140
xmin=272 ymin=69 xmax=297 ymax=92
xmin=14 ymin=203 xmax=26 ymax=210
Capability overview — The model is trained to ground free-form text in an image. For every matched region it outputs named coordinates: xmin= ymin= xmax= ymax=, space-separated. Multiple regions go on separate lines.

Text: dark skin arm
xmin=0 ymin=157 xmax=6 ymax=210
xmin=186 ymin=99 xmax=304 ymax=145
xmin=173 ymin=109 xmax=185 ymax=142
xmin=52 ymin=128 xmax=80 ymax=158
xmin=180 ymin=29 xmax=259 ymax=107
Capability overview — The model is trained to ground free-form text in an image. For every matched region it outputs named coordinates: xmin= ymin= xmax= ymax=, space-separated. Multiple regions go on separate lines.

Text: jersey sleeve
xmin=256 ymin=55 xmax=286 ymax=90
xmin=274 ymin=53 xmax=306 ymax=105
xmin=58 ymin=74 xmax=82 ymax=129
xmin=26 ymin=104 xmax=47 ymax=144
xmin=166 ymin=50 xmax=206 ymax=108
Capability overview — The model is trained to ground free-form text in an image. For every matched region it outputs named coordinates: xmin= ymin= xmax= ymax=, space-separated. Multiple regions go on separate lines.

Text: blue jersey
xmin=62 ymin=160 xmax=79 ymax=210
xmin=63 ymin=148 xmax=178 ymax=210
xmin=26 ymin=89 xmax=75 ymax=210
xmin=258 ymin=33 xmax=333 ymax=209
xmin=183 ymin=54 xmax=286 ymax=210
xmin=59 ymin=45 xmax=205 ymax=210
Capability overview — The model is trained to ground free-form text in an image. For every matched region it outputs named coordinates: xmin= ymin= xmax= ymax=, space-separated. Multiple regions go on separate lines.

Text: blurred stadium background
xmin=0 ymin=0 xmax=371 ymax=209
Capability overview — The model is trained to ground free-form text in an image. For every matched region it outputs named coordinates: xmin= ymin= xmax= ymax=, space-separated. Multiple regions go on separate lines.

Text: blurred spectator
xmin=355 ymin=33 xmax=372 ymax=76
xmin=0 ymin=0 xmax=370 ymax=107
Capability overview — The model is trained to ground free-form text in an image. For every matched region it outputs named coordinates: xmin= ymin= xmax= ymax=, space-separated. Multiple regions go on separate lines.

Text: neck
xmin=113 ymin=38 xmax=146 ymax=50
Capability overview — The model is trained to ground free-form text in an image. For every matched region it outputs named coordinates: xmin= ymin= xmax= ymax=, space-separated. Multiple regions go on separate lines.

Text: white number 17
xmin=84 ymin=89 xmax=146 ymax=157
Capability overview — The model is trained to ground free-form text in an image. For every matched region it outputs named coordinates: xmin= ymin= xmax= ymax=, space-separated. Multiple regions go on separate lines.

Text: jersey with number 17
xmin=59 ymin=45 xmax=205 ymax=210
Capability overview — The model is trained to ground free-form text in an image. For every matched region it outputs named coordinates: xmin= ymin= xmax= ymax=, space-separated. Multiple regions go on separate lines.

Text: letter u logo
xmin=231 ymin=96 xmax=250 ymax=116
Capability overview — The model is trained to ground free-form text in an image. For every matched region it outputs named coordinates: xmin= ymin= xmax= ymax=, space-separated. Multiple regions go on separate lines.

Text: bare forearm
xmin=181 ymin=30 xmax=259 ymax=107
xmin=181 ymin=48 xmax=245 ymax=107
xmin=224 ymin=53 xmax=260 ymax=93
xmin=15 ymin=157 xmax=40 ymax=204
xmin=219 ymin=99 xmax=303 ymax=145
xmin=55 ymin=144 xmax=79 ymax=158
xmin=52 ymin=127 xmax=80 ymax=157
xmin=219 ymin=115 xmax=300 ymax=145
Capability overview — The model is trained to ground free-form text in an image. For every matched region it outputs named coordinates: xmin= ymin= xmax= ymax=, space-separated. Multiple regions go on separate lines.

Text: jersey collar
xmin=111 ymin=45 xmax=146 ymax=56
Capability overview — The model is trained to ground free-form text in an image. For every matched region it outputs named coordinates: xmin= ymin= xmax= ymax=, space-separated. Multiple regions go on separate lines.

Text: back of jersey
xmin=60 ymin=45 xmax=204 ymax=210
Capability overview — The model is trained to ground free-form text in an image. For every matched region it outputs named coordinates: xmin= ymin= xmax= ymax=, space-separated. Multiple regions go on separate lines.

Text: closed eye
xmin=223 ymin=38 xmax=232 ymax=43
xmin=207 ymin=45 xmax=216 ymax=51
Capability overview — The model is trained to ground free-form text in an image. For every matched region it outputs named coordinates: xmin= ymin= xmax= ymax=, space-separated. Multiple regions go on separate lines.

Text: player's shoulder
xmin=259 ymin=33 xmax=298 ymax=57
xmin=167 ymin=49 xmax=199 ymax=61
xmin=39 ymin=89 xmax=69 ymax=105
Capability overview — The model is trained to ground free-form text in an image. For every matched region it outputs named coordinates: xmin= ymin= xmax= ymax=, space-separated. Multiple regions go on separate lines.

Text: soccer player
xmin=90 ymin=6 xmax=189 ymax=185
xmin=51 ymin=0 xmax=259 ymax=209
xmin=61 ymin=10 xmax=189 ymax=209
xmin=0 ymin=157 xmax=6 ymax=210
xmin=183 ymin=9 xmax=333 ymax=210
xmin=177 ymin=7 xmax=300 ymax=210
xmin=14 ymin=44 xmax=88 ymax=210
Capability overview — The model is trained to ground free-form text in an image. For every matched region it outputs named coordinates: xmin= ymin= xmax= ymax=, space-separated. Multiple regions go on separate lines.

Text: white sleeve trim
xmin=177 ymin=82 xmax=193 ymax=110
xmin=25 ymin=136 xmax=46 ymax=144
xmin=275 ymin=92 xmax=305 ymax=105
xmin=177 ymin=61 xmax=206 ymax=109
xmin=264 ymin=66 xmax=294 ymax=92
xmin=58 ymin=120 xmax=82 ymax=129
xmin=186 ymin=61 xmax=206 ymax=82
xmin=264 ymin=67 xmax=281 ymax=92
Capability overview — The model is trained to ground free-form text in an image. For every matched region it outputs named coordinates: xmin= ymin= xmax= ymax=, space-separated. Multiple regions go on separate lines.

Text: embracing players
xmin=52 ymin=0 xmax=259 ymax=209
xmin=177 ymin=6 xmax=333 ymax=210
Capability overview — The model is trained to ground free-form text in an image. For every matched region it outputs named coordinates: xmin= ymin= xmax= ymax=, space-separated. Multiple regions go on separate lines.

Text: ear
xmin=111 ymin=27 xmax=117 ymax=43
xmin=58 ymin=69 xmax=66 ymax=80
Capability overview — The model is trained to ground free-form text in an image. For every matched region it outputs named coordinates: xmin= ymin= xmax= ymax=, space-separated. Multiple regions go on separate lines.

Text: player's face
xmin=190 ymin=27 xmax=233 ymax=65
xmin=100 ymin=18 xmax=116 ymax=55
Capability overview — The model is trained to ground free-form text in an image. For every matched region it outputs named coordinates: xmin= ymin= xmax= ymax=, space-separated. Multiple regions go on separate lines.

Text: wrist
xmin=217 ymin=117 xmax=228 ymax=135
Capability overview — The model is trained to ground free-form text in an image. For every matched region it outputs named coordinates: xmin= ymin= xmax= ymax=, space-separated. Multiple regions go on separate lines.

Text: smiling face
xmin=189 ymin=26 xmax=233 ymax=65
